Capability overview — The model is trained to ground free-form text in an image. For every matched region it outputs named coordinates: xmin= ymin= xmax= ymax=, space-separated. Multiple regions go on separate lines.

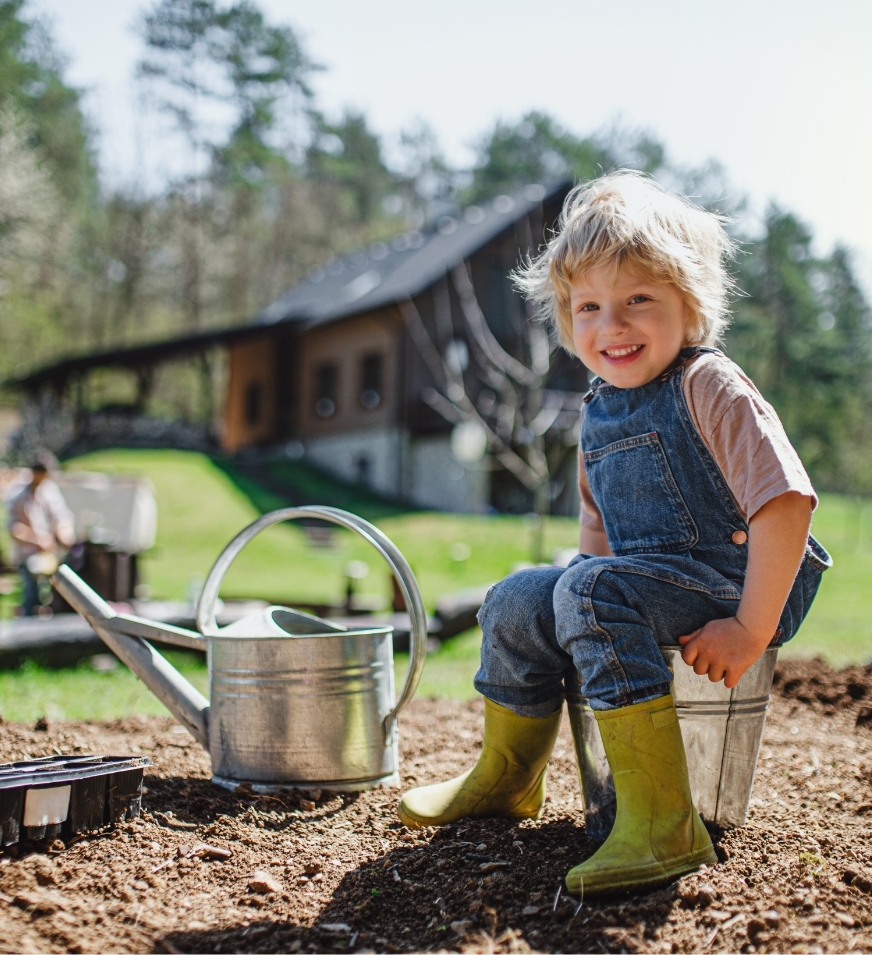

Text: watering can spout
xmin=51 ymin=565 xmax=211 ymax=749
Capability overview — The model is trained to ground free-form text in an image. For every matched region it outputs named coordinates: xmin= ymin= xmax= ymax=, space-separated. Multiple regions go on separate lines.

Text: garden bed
xmin=0 ymin=658 xmax=870 ymax=954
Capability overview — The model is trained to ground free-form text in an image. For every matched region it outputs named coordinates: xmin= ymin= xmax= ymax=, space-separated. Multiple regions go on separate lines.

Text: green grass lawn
xmin=0 ymin=448 xmax=868 ymax=724
xmin=61 ymin=449 xmax=581 ymax=611
xmin=0 ymin=636 xmax=484 ymax=724
xmin=778 ymin=493 xmax=872 ymax=668
xmin=0 ymin=653 xmax=209 ymax=724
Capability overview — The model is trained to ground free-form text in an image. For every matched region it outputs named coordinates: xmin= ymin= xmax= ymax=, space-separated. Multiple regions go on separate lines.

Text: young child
xmin=397 ymin=171 xmax=831 ymax=896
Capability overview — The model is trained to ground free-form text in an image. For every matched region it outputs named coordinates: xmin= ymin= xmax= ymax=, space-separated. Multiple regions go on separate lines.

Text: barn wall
xmin=297 ymin=311 xmax=402 ymax=439
xmin=222 ymin=336 xmax=277 ymax=452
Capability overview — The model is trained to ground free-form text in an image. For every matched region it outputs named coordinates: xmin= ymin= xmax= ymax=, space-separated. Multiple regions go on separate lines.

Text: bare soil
xmin=1 ymin=658 xmax=871 ymax=954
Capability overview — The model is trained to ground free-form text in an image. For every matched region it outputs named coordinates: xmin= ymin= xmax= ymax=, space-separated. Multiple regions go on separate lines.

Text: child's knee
xmin=553 ymin=557 xmax=612 ymax=609
xmin=478 ymin=567 xmax=563 ymax=634
xmin=553 ymin=562 xmax=642 ymax=641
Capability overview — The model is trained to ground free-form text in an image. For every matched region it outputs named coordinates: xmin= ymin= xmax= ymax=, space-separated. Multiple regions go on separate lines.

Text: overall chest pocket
xmin=584 ymin=431 xmax=699 ymax=555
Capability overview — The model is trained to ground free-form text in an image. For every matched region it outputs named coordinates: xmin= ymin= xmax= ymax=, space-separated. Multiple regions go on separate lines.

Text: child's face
xmin=569 ymin=262 xmax=691 ymax=389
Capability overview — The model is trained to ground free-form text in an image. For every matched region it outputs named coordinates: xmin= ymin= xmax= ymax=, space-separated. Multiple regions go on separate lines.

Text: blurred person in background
xmin=7 ymin=452 xmax=74 ymax=616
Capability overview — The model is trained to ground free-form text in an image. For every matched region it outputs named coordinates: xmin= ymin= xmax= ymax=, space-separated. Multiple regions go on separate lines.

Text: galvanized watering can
xmin=568 ymin=645 xmax=779 ymax=839
xmin=53 ymin=507 xmax=427 ymax=792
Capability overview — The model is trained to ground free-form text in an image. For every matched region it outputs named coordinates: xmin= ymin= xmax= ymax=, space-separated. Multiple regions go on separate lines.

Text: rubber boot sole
xmin=397 ymin=801 xmax=544 ymax=830
xmin=566 ymin=843 xmax=718 ymax=897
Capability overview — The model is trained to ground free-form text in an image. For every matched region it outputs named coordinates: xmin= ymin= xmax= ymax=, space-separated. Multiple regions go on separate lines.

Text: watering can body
xmin=208 ymin=608 xmax=399 ymax=789
xmin=53 ymin=507 xmax=427 ymax=792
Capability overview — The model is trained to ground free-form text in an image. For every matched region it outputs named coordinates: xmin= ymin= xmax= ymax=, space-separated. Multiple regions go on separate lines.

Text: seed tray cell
xmin=0 ymin=755 xmax=151 ymax=847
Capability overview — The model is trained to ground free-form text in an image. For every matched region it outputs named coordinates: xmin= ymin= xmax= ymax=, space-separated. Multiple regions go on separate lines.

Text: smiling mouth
xmin=602 ymin=344 xmax=644 ymax=360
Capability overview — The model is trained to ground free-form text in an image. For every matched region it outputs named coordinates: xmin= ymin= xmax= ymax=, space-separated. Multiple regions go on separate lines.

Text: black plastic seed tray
xmin=0 ymin=755 xmax=151 ymax=848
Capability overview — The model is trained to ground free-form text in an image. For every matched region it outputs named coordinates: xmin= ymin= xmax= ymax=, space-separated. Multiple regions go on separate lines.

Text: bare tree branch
xmin=420 ymin=386 xmax=547 ymax=491
xmin=452 ymin=261 xmax=542 ymax=388
xmin=398 ymin=298 xmax=451 ymax=388
xmin=402 ymin=256 xmax=579 ymax=512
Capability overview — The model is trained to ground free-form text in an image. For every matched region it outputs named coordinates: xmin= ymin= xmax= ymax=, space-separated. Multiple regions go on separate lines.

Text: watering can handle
xmin=196 ymin=506 xmax=428 ymax=743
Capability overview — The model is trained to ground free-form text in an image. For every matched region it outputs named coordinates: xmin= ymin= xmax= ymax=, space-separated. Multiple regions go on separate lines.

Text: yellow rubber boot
xmin=397 ymin=699 xmax=561 ymax=829
xmin=565 ymin=693 xmax=716 ymax=896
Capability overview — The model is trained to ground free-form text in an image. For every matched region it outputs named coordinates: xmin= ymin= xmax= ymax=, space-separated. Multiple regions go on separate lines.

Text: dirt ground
xmin=1 ymin=658 xmax=871 ymax=955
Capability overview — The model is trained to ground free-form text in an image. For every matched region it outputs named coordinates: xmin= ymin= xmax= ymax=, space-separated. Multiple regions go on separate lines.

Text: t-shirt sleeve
xmin=577 ymin=409 xmax=606 ymax=532
xmin=682 ymin=353 xmax=817 ymax=521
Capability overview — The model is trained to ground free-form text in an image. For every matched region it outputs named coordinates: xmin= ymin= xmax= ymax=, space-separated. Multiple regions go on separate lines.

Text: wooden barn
xmin=11 ymin=182 xmax=589 ymax=515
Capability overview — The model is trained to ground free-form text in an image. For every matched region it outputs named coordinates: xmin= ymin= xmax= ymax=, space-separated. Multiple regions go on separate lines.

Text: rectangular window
xmin=315 ymin=363 xmax=338 ymax=417
xmin=360 ymin=354 xmax=382 ymax=410
xmin=244 ymin=381 xmax=262 ymax=426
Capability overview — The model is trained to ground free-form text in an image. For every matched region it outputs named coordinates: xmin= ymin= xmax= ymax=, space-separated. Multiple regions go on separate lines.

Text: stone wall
xmin=6 ymin=392 xmax=75 ymax=463
xmin=302 ymin=427 xmax=489 ymax=514
xmin=406 ymin=435 xmax=489 ymax=514
xmin=303 ymin=426 xmax=406 ymax=499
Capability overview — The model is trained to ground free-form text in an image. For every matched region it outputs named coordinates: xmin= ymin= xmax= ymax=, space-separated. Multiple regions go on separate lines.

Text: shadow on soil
xmin=144 ymin=775 xmax=357 ymax=828
xmin=156 ymin=815 xmax=707 ymax=953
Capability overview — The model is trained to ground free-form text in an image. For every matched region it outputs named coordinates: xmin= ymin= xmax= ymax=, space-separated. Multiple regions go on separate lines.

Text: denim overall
xmin=475 ymin=347 xmax=832 ymax=713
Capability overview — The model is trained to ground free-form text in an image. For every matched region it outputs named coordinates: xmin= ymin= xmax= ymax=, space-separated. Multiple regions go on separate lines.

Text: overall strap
xmin=582 ymin=378 xmax=602 ymax=404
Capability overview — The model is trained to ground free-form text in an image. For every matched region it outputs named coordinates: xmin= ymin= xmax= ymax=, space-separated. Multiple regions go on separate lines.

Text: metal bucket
xmin=568 ymin=645 xmax=779 ymax=839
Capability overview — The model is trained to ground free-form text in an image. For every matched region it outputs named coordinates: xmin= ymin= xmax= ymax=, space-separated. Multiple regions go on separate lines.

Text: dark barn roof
xmin=255 ymin=182 xmax=566 ymax=327
xmin=10 ymin=182 xmax=568 ymax=391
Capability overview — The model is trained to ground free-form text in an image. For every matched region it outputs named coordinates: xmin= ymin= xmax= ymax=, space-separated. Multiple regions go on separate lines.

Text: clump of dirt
xmin=772 ymin=657 xmax=872 ymax=720
xmin=1 ymin=669 xmax=871 ymax=954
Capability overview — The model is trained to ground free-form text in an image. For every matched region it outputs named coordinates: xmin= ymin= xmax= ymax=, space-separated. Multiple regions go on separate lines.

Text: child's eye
xmin=577 ymin=302 xmax=599 ymax=313
xmin=629 ymin=294 xmax=650 ymax=304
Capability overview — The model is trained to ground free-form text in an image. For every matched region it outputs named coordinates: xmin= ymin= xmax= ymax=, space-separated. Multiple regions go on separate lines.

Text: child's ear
xmin=682 ymin=302 xmax=701 ymax=346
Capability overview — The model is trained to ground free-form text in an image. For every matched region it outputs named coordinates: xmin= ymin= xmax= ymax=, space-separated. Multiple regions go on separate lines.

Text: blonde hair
xmin=515 ymin=170 xmax=737 ymax=352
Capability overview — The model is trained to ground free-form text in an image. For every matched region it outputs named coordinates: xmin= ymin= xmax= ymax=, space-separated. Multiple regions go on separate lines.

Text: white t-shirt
xmin=6 ymin=479 xmax=74 ymax=563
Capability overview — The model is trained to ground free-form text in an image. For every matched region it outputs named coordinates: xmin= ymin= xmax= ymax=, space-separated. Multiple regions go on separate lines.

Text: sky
xmin=31 ymin=0 xmax=872 ymax=290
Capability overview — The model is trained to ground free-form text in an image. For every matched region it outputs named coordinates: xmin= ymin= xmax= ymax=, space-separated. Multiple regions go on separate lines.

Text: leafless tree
xmin=401 ymin=260 xmax=584 ymax=559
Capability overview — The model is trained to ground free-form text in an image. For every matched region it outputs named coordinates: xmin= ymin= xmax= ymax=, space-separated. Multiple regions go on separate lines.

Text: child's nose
xmin=600 ymin=305 xmax=631 ymax=332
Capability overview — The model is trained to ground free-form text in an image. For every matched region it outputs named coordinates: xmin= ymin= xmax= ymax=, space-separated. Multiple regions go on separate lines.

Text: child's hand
xmin=677 ymin=617 xmax=772 ymax=689
xmin=680 ymin=492 xmax=811 ymax=689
